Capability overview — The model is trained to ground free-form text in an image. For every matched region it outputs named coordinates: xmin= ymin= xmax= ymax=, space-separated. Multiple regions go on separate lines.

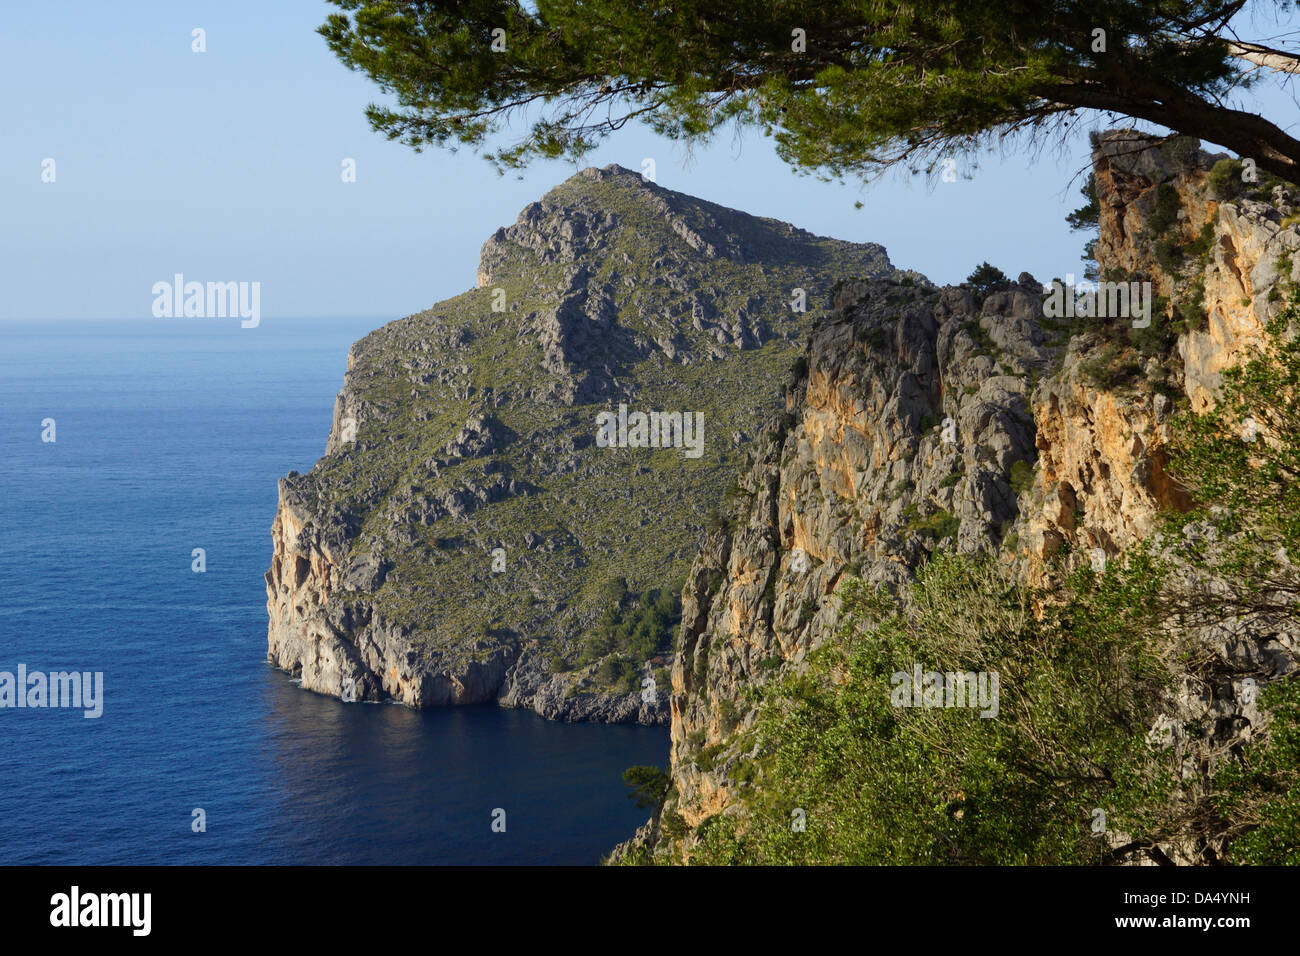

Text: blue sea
xmin=0 ymin=317 xmax=666 ymax=865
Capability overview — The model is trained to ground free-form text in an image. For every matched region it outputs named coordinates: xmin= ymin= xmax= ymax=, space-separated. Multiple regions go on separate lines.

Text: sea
xmin=0 ymin=316 xmax=667 ymax=865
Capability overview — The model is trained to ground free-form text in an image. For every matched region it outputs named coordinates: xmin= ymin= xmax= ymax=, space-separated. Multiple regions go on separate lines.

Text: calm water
xmin=0 ymin=317 xmax=666 ymax=865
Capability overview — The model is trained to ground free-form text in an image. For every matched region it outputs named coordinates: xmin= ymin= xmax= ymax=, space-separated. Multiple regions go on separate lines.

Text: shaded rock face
xmin=619 ymin=132 xmax=1300 ymax=863
xmin=267 ymin=164 xmax=909 ymax=723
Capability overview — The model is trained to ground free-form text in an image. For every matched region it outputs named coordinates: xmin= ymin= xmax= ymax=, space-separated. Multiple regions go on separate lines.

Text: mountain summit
xmin=266 ymin=165 xmax=911 ymax=722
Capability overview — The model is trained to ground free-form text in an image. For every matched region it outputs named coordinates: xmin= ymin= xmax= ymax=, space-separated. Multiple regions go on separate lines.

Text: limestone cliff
xmin=1023 ymin=131 xmax=1300 ymax=572
xmin=617 ymin=132 xmax=1300 ymax=863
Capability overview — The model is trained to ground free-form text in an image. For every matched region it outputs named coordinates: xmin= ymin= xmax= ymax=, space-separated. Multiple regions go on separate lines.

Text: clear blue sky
xmin=2 ymin=1 xmax=1294 ymax=321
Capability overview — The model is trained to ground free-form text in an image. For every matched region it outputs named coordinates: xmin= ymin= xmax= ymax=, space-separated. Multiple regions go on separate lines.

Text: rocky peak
xmin=476 ymin=162 xmax=900 ymax=288
xmin=266 ymin=165 xmax=911 ymax=725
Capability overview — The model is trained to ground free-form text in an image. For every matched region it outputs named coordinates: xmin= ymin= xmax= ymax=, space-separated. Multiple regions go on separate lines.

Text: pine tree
xmin=320 ymin=1 xmax=1300 ymax=182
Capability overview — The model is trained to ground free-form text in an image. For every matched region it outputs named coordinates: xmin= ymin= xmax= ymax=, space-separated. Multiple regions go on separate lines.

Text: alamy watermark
xmin=1042 ymin=274 xmax=1152 ymax=328
xmin=890 ymin=664 xmax=999 ymax=718
xmin=596 ymin=404 xmax=704 ymax=459
xmin=50 ymin=886 xmax=150 ymax=936
xmin=151 ymin=274 xmax=260 ymax=328
xmin=1 ymin=664 xmax=103 ymax=718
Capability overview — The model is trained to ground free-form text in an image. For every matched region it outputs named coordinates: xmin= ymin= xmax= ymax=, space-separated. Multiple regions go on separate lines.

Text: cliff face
xmin=666 ymin=276 xmax=1053 ymax=823
xmin=266 ymin=164 xmax=911 ymax=722
xmin=1019 ymin=133 xmax=1300 ymax=575
xmin=1093 ymin=131 xmax=1299 ymax=412
xmin=622 ymin=133 xmax=1300 ymax=862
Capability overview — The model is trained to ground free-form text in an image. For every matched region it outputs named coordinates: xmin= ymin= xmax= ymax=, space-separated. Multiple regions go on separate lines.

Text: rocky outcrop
xmin=1024 ymin=133 xmax=1300 ymax=574
xmin=266 ymin=164 xmax=908 ymax=723
xmin=1093 ymin=130 xmax=1300 ymax=412
xmin=663 ymin=275 xmax=1055 ymax=827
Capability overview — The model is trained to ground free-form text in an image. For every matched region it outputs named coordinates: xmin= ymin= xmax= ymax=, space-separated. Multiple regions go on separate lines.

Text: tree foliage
xmin=1165 ymin=300 xmax=1300 ymax=629
xmin=1214 ymin=678 xmax=1300 ymax=863
xmin=687 ymin=552 xmax=1182 ymax=864
xmin=321 ymin=0 xmax=1300 ymax=181
xmin=573 ymin=585 xmax=681 ymax=690
xmin=965 ymin=261 xmax=1010 ymax=300
xmin=622 ymin=765 xmax=672 ymax=809
xmin=1067 ymin=174 xmax=1101 ymax=232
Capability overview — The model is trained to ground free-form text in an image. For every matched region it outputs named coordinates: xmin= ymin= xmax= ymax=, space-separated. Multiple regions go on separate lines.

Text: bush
xmin=1147 ymin=183 xmax=1183 ymax=235
xmin=1174 ymin=277 xmax=1209 ymax=333
xmin=1131 ymin=304 xmax=1178 ymax=362
xmin=719 ymin=698 xmax=741 ymax=731
xmin=692 ymin=644 xmax=709 ymax=684
xmin=1008 ymin=459 xmax=1034 ymax=497
xmin=966 ymin=262 xmax=1009 ymax=301
xmin=659 ymin=809 xmax=688 ymax=840
xmin=690 ymin=551 xmax=1176 ymax=864
xmin=1214 ymin=678 xmax=1300 ymax=864
xmin=1185 ymin=222 xmax=1215 ymax=261
xmin=1153 ymin=235 xmax=1186 ymax=274
xmin=705 ymin=507 xmax=731 ymax=533
xmin=622 ymin=766 xmax=670 ymax=809
xmin=695 ymin=743 xmax=725 ymax=772
xmin=906 ymin=508 xmax=960 ymax=541
xmin=1080 ymin=342 xmax=1143 ymax=390
xmin=1207 ymin=158 xmax=1246 ymax=201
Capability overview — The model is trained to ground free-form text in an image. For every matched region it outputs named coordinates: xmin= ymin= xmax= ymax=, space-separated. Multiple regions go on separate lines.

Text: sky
xmin=2 ymin=0 xmax=1296 ymax=322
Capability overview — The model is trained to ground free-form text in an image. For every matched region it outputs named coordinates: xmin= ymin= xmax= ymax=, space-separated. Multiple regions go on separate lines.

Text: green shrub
xmin=1131 ymin=309 xmax=1179 ymax=362
xmin=1080 ymin=342 xmax=1142 ymax=390
xmin=965 ymin=262 xmax=1009 ymax=301
xmin=622 ymin=765 xmax=670 ymax=809
xmin=1153 ymin=235 xmax=1185 ymax=274
xmin=696 ymin=743 xmax=725 ymax=772
xmin=1214 ymin=678 xmax=1300 ymax=864
xmin=1185 ymin=222 xmax=1215 ymax=261
xmin=659 ymin=809 xmax=688 ymax=840
xmin=692 ymin=644 xmax=709 ymax=684
xmin=906 ymin=508 xmax=960 ymax=541
xmin=1169 ymin=277 xmax=1210 ymax=334
xmin=706 ymin=508 xmax=731 ymax=533
xmin=1207 ymin=158 xmax=1246 ymax=200
xmin=690 ymin=551 xmax=1176 ymax=864
xmin=719 ymin=698 xmax=741 ymax=731
xmin=1148 ymin=183 xmax=1183 ymax=234
xmin=1008 ymin=459 xmax=1035 ymax=496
